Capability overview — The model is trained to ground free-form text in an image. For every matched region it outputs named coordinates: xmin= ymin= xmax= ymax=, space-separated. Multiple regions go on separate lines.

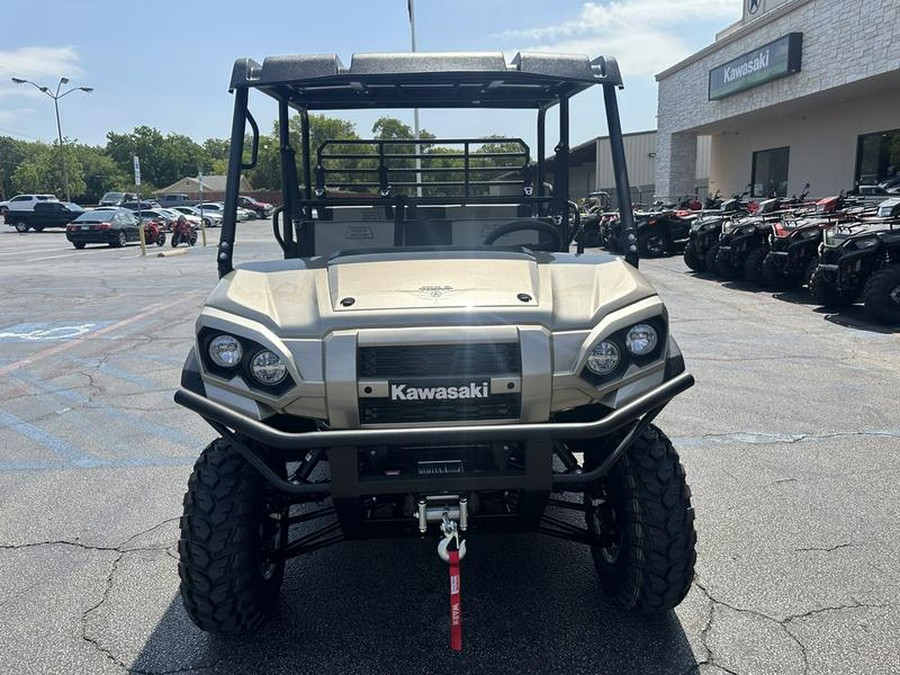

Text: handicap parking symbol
xmin=0 ymin=322 xmax=111 ymax=342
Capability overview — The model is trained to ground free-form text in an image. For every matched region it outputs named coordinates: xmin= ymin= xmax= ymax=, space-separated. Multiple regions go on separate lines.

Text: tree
xmin=70 ymin=144 xmax=130 ymax=203
xmin=0 ymin=137 xmax=37 ymax=200
xmin=105 ymin=126 xmax=209 ymax=190
xmin=11 ymin=141 xmax=85 ymax=199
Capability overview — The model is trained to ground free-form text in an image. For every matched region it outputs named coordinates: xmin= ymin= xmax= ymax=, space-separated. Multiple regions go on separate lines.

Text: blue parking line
xmin=10 ymin=372 xmax=204 ymax=450
xmin=0 ymin=456 xmax=196 ymax=472
xmin=135 ymin=353 xmax=186 ymax=367
xmin=0 ymin=408 xmax=101 ymax=468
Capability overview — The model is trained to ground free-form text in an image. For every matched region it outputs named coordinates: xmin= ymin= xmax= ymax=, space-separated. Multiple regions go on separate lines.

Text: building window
xmin=855 ymin=128 xmax=900 ymax=189
xmin=751 ymin=146 xmax=789 ymax=197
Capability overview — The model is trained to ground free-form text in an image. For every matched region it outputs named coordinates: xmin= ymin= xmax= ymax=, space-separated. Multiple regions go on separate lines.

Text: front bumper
xmin=174 ymin=369 xmax=694 ymax=495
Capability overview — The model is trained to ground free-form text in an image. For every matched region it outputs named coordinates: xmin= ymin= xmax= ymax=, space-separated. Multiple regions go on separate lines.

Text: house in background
xmin=155 ymin=175 xmax=255 ymax=202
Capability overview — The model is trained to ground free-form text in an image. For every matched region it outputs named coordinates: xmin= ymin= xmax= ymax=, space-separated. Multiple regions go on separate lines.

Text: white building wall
xmin=655 ymin=0 xmax=900 ymax=197
xmin=710 ymin=86 xmax=900 ymax=197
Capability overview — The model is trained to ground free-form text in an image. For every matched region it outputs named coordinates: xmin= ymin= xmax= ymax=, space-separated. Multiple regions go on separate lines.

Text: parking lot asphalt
xmin=0 ymin=224 xmax=898 ymax=674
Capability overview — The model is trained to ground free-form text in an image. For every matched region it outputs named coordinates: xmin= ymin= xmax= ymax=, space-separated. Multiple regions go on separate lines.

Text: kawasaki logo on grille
xmin=390 ymin=381 xmax=489 ymax=401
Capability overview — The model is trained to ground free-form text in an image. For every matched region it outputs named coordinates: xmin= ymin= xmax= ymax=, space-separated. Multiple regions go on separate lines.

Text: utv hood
xmin=205 ymin=249 xmax=658 ymax=337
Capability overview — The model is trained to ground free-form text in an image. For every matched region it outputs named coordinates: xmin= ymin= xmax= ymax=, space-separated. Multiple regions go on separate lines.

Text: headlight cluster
xmin=202 ymin=330 xmax=291 ymax=390
xmin=585 ymin=322 xmax=660 ymax=377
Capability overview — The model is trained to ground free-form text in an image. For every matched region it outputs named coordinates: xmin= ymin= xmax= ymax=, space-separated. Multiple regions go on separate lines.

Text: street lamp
xmin=11 ymin=76 xmax=93 ymax=202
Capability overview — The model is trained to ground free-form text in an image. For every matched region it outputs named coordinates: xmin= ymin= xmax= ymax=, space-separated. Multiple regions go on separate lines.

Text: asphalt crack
xmin=693 ymin=579 xmax=895 ymax=675
xmin=796 ymin=542 xmax=855 ymax=553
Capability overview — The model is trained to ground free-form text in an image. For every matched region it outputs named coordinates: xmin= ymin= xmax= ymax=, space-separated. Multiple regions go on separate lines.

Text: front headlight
xmin=625 ymin=324 xmax=658 ymax=355
xmin=586 ymin=341 xmax=620 ymax=375
xmin=209 ymin=335 xmax=243 ymax=367
xmin=249 ymin=350 xmax=287 ymax=385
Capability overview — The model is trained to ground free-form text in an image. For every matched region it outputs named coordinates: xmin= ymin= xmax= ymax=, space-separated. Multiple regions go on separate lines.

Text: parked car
xmin=0 ymin=193 xmax=59 ymax=216
xmin=238 ymin=195 xmax=275 ymax=219
xmin=197 ymin=202 xmax=253 ymax=221
xmin=65 ymin=208 xmax=142 ymax=249
xmin=99 ymin=191 xmax=138 ymax=207
xmin=5 ymin=201 xmax=84 ymax=232
xmin=120 ymin=200 xmax=160 ymax=211
xmin=158 ymin=193 xmax=193 ymax=207
xmin=173 ymin=205 xmax=223 ymax=228
xmin=131 ymin=208 xmax=178 ymax=231
xmin=159 ymin=207 xmax=201 ymax=228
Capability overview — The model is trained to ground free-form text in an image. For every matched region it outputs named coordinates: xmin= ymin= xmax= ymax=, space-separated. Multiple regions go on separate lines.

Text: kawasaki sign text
xmin=709 ymin=33 xmax=802 ymax=101
xmin=391 ymin=382 xmax=490 ymax=401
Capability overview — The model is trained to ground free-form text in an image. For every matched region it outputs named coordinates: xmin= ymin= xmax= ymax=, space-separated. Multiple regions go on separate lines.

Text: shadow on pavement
xmin=131 ymin=534 xmax=698 ymax=674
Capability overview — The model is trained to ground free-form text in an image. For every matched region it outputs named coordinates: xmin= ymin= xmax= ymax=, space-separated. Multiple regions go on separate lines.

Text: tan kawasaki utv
xmin=174 ymin=50 xmax=697 ymax=636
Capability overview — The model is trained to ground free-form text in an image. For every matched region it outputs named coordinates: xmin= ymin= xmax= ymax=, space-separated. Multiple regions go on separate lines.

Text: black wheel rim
xmin=258 ymin=504 xmax=287 ymax=580
xmin=645 ymin=234 xmax=664 ymax=256
xmin=889 ymin=284 xmax=900 ymax=308
xmin=586 ymin=493 xmax=622 ymax=564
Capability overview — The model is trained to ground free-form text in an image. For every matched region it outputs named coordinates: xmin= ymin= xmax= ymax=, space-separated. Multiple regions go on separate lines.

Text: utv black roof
xmin=229 ymin=51 xmax=623 ymax=109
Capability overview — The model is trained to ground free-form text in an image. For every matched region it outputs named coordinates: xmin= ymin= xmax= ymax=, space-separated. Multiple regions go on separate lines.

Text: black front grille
xmin=361 ymin=395 xmax=521 ymax=424
xmin=358 ymin=343 xmax=520 ymax=378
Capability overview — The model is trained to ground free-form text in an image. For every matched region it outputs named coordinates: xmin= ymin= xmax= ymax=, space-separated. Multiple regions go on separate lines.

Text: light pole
xmin=11 ymin=76 xmax=93 ymax=202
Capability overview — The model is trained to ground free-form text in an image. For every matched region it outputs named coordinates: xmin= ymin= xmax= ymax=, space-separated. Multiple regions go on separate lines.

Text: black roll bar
xmin=603 ymin=83 xmax=638 ymax=268
xmin=218 ymin=87 xmax=248 ymax=278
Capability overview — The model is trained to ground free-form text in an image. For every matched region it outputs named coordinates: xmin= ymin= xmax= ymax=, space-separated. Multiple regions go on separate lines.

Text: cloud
xmin=500 ymin=0 xmax=739 ymax=76
xmin=0 ymin=46 xmax=83 ymax=99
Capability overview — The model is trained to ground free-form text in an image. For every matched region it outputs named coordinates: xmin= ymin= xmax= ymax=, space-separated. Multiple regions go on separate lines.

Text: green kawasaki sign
xmin=709 ymin=33 xmax=803 ymax=100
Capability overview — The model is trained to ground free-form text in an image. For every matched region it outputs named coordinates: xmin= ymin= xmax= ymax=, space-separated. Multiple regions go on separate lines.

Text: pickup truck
xmin=5 ymin=201 xmax=85 ymax=232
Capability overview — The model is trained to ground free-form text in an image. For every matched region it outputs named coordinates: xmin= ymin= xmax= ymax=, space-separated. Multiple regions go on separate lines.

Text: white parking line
xmin=0 ymin=247 xmax=69 ymax=257
xmin=26 ymin=252 xmax=84 ymax=262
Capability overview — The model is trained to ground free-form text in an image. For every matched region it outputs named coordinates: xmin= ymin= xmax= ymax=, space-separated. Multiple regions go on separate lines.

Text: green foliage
xmin=11 ymin=141 xmax=85 ymax=199
xmin=0 ymin=137 xmax=39 ymax=200
xmin=70 ymin=144 xmax=130 ymax=203
xmin=105 ymin=126 xmax=208 ymax=189
xmin=0 ymin=115 xmax=519 ymax=204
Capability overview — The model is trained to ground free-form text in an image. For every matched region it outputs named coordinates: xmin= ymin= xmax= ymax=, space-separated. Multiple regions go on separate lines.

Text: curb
xmin=156 ymin=248 xmax=189 ymax=258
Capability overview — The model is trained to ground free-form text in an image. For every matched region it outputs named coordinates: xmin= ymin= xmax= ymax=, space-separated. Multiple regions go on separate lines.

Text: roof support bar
xmin=603 ymin=83 xmax=638 ymax=268
xmin=218 ymin=86 xmax=248 ymax=278
xmin=553 ymin=96 xmax=570 ymax=249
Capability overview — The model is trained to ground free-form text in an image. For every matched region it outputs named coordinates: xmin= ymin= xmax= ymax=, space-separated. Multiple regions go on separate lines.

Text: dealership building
xmin=655 ymin=0 xmax=900 ymax=200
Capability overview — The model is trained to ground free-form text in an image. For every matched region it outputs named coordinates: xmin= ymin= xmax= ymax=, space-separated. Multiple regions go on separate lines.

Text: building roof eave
xmin=655 ymin=0 xmax=815 ymax=82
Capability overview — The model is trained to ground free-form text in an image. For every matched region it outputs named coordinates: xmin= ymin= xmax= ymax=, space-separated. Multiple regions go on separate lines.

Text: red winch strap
xmin=449 ymin=549 xmax=462 ymax=651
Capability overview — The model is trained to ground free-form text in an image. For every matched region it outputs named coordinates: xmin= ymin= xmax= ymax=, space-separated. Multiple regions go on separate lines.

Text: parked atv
xmin=713 ymin=198 xmax=789 ymax=282
xmin=810 ymin=199 xmax=900 ymax=322
xmin=605 ymin=208 xmax=694 ymax=257
xmin=682 ymin=194 xmax=752 ymax=272
xmin=760 ymin=196 xmax=851 ymax=289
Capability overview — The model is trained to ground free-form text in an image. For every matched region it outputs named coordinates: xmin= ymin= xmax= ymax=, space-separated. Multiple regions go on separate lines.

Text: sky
xmin=0 ymin=0 xmax=742 ymax=155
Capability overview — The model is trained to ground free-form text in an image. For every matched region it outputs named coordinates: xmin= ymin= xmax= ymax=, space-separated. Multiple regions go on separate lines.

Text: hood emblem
xmin=417 ymin=285 xmax=454 ymax=298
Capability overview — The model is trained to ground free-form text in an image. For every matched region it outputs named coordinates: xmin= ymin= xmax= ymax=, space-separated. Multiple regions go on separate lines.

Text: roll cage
xmin=217 ymin=51 xmax=639 ymax=277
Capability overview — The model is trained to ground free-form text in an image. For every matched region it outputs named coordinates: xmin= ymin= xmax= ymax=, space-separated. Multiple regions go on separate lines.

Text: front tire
xmin=640 ymin=230 xmax=670 ymax=258
xmin=14 ymin=221 xmax=29 ymax=233
xmin=704 ymin=245 xmax=719 ymax=276
xmin=809 ymin=266 xmax=855 ymax=309
xmin=761 ymin=253 xmax=791 ymax=289
xmin=863 ymin=264 xmax=900 ymax=324
xmin=683 ymin=245 xmax=705 ymax=272
xmin=743 ymin=247 xmax=768 ymax=286
xmin=584 ymin=425 xmax=696 ymax=614
xmin=73 ymin=242 xmax=86 ymax=250
xmin=714 ymin=247 xmax=740 ymax=279
xmin=179 ymin=439 xmax=287 ymax=634
xmin=111 ymin=230 xmax=127 ymax=248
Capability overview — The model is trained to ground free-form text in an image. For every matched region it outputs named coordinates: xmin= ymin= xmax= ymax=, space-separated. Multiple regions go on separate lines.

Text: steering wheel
xmin=482 ymin=219 xmax=564 ymax=251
